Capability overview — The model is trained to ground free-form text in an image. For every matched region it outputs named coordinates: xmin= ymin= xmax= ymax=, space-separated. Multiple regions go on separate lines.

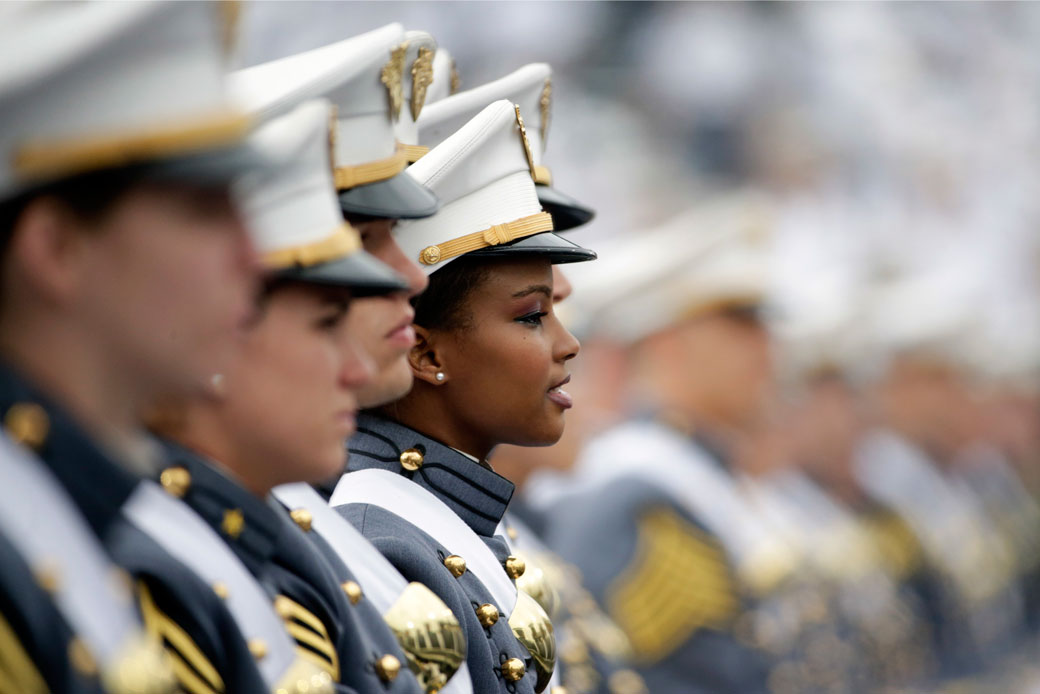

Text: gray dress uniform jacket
xmin=337 ymin=414 xmax=540 ymax=694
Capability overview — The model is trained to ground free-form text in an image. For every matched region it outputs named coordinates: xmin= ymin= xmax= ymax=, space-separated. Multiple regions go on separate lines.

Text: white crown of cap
xmin=236 ymin=99 xmax=358 ymax=270
xmin=0 ymin=0 xmax=247 ymax=199
xmin=395 ymin=99 xmax=552 ymax=275
xmin=426 ymin=48 xmax=458 ymax=106
xmin=418 ymin=64 xmax=553 ymax=176
xmin=229 ymin=23 xmax=411 ymax=189
xmin=394 ymin=30 xmax=438 ymax=155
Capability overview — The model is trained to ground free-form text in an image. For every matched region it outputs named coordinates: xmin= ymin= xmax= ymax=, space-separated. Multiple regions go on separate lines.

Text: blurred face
xmin=793 ymin=377 xmax=863 ymax=482
xmin=220 ymin=284 xmax=372 ymax=490
xmin=68 ymin=183 xmax=258 ymax=396
xmin=345 ymin=218 xmax=428 ymax=408
xmin=428 ymin=259 xmax=580 ymax=451
xmin=881 ymin=357 xmax=976 ymax=461
xmin=677 ymin=311 xmax=773 ymax=428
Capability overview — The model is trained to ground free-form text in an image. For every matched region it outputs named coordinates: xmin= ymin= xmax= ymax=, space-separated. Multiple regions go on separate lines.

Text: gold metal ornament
xmin=411 ymin=46 xmax=434 ymax=121
xmin=450 ymin=59 xmax=461 ymax=95
xmin=420 ymin=246 xmax=442 ymax=266
xmin=289 ymin=508 xmax=313 ymax=532
xmin=400 ymin=448 xmax=424 ymax=471
xmin=248 ymin=638 xmax=268 ymax=661
xmin=540 ymin=77 xmax=552 ymax=145
xmin=381 ymin=43 xmax=408 ymax=121
xmin=501 ymin=657 xmax=526 ymax=682
xmin=221 ymin=509 xmax=244 ymax=539
xmin=101 ymin=633 xmax=177 ymax=694
xmin=341 ymin=580 xmax=363 ymax=605
xmin=212 ymin=582 xmax=229 ymax=600
xmin=509 ymin=591 xmax=556 ymax=692
xmin=4 ymin=402 xmax=49 ymax=450
xmin=383 ymin=582 xmax=466 ymax=694
xmin=514 ymin=105 xmax=538 ymax=182
xmin=375 ymin=654 xmax=402 ymax=683
xmin=159 ymin=467 xmax=191 ymax=498
xmin=515 ymin=555 xmax=560 ymax=620
xmin=504 ymin=555 xmax=526 ymax=580
xmin=443 ymin=555 xmax=467 ymax=578
xmin=475 ymin=603 xmax=500 ymax=628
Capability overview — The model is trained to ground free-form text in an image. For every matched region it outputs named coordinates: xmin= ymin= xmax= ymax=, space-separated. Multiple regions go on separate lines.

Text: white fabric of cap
xmin=395 ymin=30 xmax=438 ymax=147
xmin=426 ymin=48 xmax=457 ymax=105
xmin=418 ymin=63 xmax=551 ymax=165
xmin=0 ymin=0 xmax=233 ymax=197
xmin=230 ymin=23 xmax=404 ymax=169
xmin=236 ymin=99 xmax=344 ymax=261
xmin=395 ymin=99 xmax=543 ymax=274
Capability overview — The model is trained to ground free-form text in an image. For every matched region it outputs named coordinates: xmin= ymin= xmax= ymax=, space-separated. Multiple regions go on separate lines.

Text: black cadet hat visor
xmin=537 ymin=184 xmax=595 ymax=232
xmin=464 ymin=230 xmax=596 ymax=265
xmin=338 ymin=170 xmax=440 ymax=220
xmin=272 ymin=248 xmax=408 ymax=297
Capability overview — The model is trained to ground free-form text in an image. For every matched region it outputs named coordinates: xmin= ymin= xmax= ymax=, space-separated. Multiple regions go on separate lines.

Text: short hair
xmin=412 ymin=255 xmax=494 ymax=332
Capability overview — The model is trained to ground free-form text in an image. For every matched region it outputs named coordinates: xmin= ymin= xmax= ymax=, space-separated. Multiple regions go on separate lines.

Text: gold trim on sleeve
xmin=419 ymin=211 xmax=554 ymax=266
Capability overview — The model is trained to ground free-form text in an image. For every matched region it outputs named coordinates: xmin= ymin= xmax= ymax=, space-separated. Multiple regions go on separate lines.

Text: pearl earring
xmin=435 ymin=372 xmax=445 ymax=382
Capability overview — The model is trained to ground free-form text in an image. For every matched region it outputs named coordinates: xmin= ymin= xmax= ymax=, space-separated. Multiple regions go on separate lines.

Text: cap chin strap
xmin=419 ymin=211 xmax=553 ymax=266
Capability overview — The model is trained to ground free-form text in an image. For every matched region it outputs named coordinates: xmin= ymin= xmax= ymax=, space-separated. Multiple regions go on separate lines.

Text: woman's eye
xmin=316 ymin=313 xmax=345 ymax=330
xmin=516 ymin=311 xmax=548 ymax=326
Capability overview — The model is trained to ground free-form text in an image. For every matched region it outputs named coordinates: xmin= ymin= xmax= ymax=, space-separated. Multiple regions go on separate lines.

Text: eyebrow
xmin=512 ymin=284 xmax=553 ymax=299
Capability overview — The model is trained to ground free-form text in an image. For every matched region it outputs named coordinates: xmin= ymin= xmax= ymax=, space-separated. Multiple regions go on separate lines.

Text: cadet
xmin=414 ymin=58 xmax=641 ymax=694
xmin=544 ymin=199 xmax=792 ymax=694
xmin=0 ymin=2 xmax=266 ymax=691
xmin=330 ymin=99 xmax=596 ymax=694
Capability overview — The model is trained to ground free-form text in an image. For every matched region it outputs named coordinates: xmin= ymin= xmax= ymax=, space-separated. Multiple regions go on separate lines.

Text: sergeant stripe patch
xmin=138 ymin=582 xmax=224 ymax=694
xmin=606 ymin=508 xmax=739 ymax=663
xmin=274 ymin=595 xmax=340 ymax=682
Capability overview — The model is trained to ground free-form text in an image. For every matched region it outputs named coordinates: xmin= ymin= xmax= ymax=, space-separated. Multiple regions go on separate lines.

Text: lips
xmin=547 ymin=374 xmax=573 ymax=409
xmin=385 ymin=309 xmax=416 ymax=348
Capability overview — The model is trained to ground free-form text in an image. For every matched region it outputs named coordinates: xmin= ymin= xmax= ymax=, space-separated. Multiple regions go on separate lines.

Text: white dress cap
xmin=236 ymin=99 xmax=406 ymax=295
xmin=395 ymin=31 xmax=438 ymax=162
xmin=229 ymin=24 xmax=438 ymax=219
xmin=0 ymin=0 xmax=253 ymax=200
xmin=396 ymin=99 xmax=594 ymax=275
xmin=418 ymin=63 xmax=593 ymax=230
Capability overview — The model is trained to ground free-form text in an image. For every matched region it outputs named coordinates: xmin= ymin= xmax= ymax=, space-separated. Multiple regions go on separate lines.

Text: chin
xmin=357 ymin=363 xmax=414 ymax=409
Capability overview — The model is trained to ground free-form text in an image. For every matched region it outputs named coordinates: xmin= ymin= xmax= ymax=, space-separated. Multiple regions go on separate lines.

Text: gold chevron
xmin=0 ymin=609 xmax=47 ymax=694
xmin=274 ymin=596 xmax=339 ymax=682
xmin=138 ymin=582 xmax=224 ymax=694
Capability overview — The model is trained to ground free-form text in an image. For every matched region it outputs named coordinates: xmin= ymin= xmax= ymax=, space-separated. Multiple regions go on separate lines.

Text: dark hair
xmin=412 ymin=255 xmax=493 ymax=331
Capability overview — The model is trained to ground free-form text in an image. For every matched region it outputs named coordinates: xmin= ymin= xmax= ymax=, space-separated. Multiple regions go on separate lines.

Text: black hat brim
xmin=338 ymin=172 xmax=440 ymax=220
xmin=537 ymin=184 xmax=595 ymax=232
xmin=273 ymin=249 xmax=408 ymax=297
xmin=463 ymin=231 xmax=596 ymax=265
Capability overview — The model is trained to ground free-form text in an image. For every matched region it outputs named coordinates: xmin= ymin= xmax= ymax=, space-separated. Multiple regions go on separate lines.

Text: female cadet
xmin=0 ymin=3 xmax=262 ymax=692
xmin=329 ymin=99 xmax=596 ymax=694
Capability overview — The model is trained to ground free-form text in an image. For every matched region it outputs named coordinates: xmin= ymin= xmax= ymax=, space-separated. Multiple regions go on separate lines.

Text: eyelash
xmin=317 ymin=313 xmax=345 ymax=331
xmin=516 ymin=311 xmax=548 ymax=326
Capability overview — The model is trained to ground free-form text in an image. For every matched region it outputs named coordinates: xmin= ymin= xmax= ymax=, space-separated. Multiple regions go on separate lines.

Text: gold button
xmin=68 ymin=637 xmax=98 ymax=677
xmin=375 ymin=654 xmax=401 ymax=682
xmin=475 ymin=603 xmax=499 ymax=627
xmin=420 ymin=246 xmax=441 ymax=265
xmin=221 ymin=509 xmax=244 ymax=539
xmin=248 ymin=639 xmax=267 ymax=660
xmin=444 ymin=554 xmax=467 ymax=578
xmin=504 ymin=555 xmax=526 ymax=579
xmin=342 ymin=580 xmax=363 ymax=605
xmin=34 ymin=564 xmax=60 ymax=593
xmin=506 ymin=526 xmax=519 ymax=540
xmin=399 ymin=448 xmax=424 ymax=471
xmin=290 ymin=508 xmax=313 ymax=532
xmin=501 ymin=657 xmax=526 ymax=682
xmin=212 ymin=582 xmax=229 ymax=599
xmin=4 ymin=402 xmax=49 ymax=450
xmin=159 ymin=466 xmax=191 ymax=498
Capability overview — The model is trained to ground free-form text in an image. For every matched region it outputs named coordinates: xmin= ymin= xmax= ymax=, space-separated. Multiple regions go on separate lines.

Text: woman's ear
xmin=408 ymin=325 xmax=448 ymax=385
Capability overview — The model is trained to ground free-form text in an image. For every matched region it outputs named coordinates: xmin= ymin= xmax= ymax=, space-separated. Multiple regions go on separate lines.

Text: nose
xmin=553 ymin=319 xmax=581 ymax=363
xmin=385 ymin=235 xmax=428 ymax=299
xmin=338 ymin=329 xmax=376 ymax=390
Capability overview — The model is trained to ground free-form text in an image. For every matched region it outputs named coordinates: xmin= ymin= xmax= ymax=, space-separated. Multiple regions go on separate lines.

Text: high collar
xmin=0 ymin=361 xmax=141 ymax=542
xmin=346 ymin=413 xmax=515 ymax=537
xmin=158 ymin=440 xmax=285 ymax=576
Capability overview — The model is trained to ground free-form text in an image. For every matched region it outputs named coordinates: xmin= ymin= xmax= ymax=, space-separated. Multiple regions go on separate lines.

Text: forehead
xmin=477 ymin=257 xmax=553 ymax=295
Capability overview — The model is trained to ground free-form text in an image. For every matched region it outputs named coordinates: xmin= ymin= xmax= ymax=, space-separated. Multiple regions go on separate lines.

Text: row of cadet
xmin=0 ymin=3 xmax=633 ymax=694
xmin=493 ymin=192 xmax=1040 ymax=694
xmin=1 ymin=3 xmax=1037 ymax=694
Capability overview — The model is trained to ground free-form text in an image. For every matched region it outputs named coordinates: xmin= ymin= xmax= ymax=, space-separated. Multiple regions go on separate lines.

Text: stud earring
xmin=210 ymin=373 xmax=225 ymax=394
xmin=435 ymin=372 xmax=445 ymax=382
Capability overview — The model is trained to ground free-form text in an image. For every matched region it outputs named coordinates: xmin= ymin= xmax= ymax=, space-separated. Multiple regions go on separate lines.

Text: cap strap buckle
xmin=419 ymin=211 xmax=553 ymax=265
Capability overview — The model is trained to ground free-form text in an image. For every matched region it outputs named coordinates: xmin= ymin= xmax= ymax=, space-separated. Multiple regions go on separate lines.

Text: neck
xmin=0 ymin=319 xmax=148 ymax=464
xmin=380 ymin=382 xmax=494 ymax=463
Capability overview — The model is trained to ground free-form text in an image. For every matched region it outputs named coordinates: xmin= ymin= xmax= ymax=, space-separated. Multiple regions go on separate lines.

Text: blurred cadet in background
xmin=0 ymin=2 xmax=264 ymax=691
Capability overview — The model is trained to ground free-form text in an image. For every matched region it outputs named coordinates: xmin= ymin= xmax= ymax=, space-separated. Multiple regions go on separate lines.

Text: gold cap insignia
xmin=384 ymin=582 xmax=466 ymax=693
xmin=514 ymin=105 xmax=538 ymax=183
xmin=450 ymin=60 xmax=461 ymax=95
xmin=540 ymin=77 xmax=552 ymax=145
xmin=381 ymin=43 xmax=408 ymax=121
xmin=217 ymin=0 xmax=242 ymax=59
xmin=411 ymin=46 xmax=434 ymax=121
